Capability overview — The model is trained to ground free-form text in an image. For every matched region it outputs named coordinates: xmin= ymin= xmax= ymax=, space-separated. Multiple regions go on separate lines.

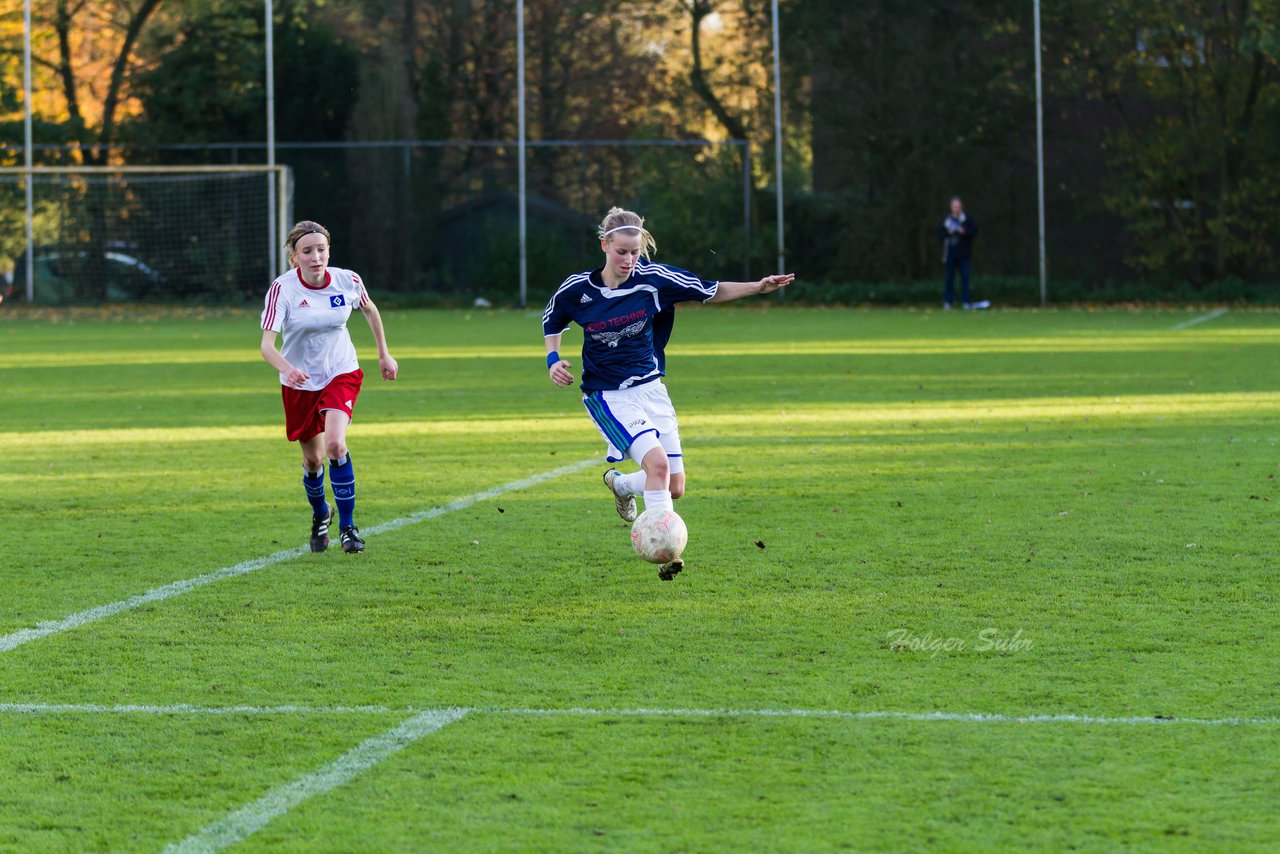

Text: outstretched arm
xmin=707 ymin=273 xmax=795 ymax=303
xmin=546 ymin=333 xmax=574 ymax=388
xmin=359 ymin=299 xmax=399 ymax=380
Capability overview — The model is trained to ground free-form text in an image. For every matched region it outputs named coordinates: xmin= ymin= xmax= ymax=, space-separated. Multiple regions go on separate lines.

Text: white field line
xmin=1169 ymin=308 xmax=1227 ymax=330
xmin=4 ymin=702 xmax=1278 ymax=727
xmin=0 ymin=702 xmax=392 ymax=715
xmin=163 ymin=708 xmax=468 ymax=854
xmin=0 ymin=457 xmax=598 ymax=654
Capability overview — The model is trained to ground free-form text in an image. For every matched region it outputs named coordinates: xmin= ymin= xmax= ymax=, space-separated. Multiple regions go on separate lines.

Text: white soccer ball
xmin=630 ymin=508 xmax=688 ymax=564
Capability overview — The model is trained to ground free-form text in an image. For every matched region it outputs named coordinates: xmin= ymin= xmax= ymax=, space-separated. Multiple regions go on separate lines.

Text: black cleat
xmin=340 ymin=525 xmax=365 ymax=554
xmin=310 ymin=504 xmax=335 ymax=552
xmin=657 ymin=558 xmax=684 ymax=581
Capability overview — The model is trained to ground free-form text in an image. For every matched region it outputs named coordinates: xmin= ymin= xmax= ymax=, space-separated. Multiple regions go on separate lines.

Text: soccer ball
xmin=630 ymin=508 xmax=688 ymax=564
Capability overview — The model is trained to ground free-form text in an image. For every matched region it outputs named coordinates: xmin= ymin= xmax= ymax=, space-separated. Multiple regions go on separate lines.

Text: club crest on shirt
xmin=329 ymin=295 xmax=346 ymax=308
xmin=590 ymin=318 xmax=646 ymax=348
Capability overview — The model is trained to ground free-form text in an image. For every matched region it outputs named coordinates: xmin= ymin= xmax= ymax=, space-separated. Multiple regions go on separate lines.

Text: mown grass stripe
xmin=0 ymin=458 xmax=597 ymax=654
xmin=500 ymin=707 xmax=1280 ymax=726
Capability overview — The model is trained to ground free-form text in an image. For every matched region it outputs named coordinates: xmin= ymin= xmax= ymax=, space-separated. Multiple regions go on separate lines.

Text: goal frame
xmin=1 ymin=164 xmax=293 ymax=302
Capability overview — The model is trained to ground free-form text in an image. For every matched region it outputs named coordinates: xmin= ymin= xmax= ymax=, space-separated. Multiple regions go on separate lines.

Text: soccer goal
xmin=0 ymin=165 xmax=292 ymax=304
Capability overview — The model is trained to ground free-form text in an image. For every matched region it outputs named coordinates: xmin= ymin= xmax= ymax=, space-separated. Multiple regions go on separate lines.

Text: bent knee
xmin=643 ymin=456 xmax=670 ymax=479
xmin=324 ymin=441 xmax=347 ymax=461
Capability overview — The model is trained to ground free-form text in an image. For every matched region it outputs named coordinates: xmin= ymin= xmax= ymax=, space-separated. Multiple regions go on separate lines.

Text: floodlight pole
xmin=517 ymin=0 xmax=528 ymax=307
xmin=23 ymin=0 xmax=34 ymax=302
xmin=264 ymin=0 xmax=277 ymax=270
xmin=770 ymin=0 xmax=785 ymax=277
xmin=1034 ymin=0 xmax=1047 ymax=306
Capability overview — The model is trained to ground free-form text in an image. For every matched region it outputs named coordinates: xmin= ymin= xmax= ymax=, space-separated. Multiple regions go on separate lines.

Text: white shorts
xmin=583 ymin=380 xmax=684 ymax=471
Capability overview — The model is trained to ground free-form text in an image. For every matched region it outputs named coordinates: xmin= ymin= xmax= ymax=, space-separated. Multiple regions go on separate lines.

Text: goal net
xmin=0 ymin=165 xmax=292 ymax=304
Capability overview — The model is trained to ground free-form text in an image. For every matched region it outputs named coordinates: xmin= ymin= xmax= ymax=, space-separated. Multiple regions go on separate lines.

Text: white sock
xmin=643 ymin=489 xmax=674 ymax=513
xmin=615 ymin=470 xmax=647 ymax=497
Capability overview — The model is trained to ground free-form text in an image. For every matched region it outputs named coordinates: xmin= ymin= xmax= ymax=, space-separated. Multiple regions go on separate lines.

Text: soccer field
xmin=3 ymin=305 xmax=1278 ymax=851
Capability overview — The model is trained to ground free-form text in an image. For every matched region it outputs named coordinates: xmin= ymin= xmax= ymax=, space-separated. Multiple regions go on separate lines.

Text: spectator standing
xmin=938 ymin=197 xmax=988 ymax=309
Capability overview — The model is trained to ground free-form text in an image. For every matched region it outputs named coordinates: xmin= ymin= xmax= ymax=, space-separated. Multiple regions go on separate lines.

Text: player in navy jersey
xmin=543 ymin=206 xmax=793 ymax=580
xmin=260 ymin=221 xmax=399 ymax=554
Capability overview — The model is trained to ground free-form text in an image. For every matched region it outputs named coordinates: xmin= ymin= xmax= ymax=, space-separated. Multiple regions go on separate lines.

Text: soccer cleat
xmin=603 ymin=469 xmax=638 ymax=522
xmin=657 ymin=558 xmax=685 ymax=581
xmin=339 ymin=525 xmax=365 ymax=554
xmin=310 ymin=504 xmax=335 ymax=552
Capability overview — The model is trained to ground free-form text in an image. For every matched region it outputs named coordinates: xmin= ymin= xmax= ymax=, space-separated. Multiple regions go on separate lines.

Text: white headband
xmin=603 ymin=225 xmax=643 ymax=237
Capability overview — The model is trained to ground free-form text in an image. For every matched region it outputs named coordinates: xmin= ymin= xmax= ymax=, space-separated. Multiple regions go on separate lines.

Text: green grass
xmin=2 ymin=305 xmax=1278 ymax=851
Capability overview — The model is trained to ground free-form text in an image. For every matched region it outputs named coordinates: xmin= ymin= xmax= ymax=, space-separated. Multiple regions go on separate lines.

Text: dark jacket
xmin=938 ymin=213 xmax=978 ymax=262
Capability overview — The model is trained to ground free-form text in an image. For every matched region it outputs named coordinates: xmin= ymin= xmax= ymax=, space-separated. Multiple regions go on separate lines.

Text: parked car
xmin=12 ymin=246 xmax=166 ymax=304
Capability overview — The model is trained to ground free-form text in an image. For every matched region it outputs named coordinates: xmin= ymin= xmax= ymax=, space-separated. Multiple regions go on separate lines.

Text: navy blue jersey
xmin=542 ymin=260 xmax=718 ymax=391
xmin=652 ymin=305 xmax=676 ymax=375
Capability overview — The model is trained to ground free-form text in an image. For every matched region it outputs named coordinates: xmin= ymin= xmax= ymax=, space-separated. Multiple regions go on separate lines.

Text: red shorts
xmin=281 ymin=369 xmax=364 ymax=442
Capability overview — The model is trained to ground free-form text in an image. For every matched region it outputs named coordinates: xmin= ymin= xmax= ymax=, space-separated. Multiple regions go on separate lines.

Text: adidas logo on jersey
xmin=298 ymin=299 xmax=310 ymax=308
xmin=580 ymin=293 xmax=593 ymax=304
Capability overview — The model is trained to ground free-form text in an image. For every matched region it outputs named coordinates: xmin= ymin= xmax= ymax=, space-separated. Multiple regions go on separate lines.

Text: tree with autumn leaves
xmin=3 ymin=0 xmax=1280 ymax=296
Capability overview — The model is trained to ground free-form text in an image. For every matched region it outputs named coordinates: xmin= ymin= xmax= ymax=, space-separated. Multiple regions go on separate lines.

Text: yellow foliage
xmin=0 ymin=0 xmax=162 ymax=135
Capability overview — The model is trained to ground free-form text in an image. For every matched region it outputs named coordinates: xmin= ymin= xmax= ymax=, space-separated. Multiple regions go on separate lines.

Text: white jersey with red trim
xmin=261 ymin=267 xmax=370 ymax=391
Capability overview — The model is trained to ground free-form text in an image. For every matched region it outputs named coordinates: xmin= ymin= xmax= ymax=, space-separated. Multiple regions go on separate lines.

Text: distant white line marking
xmin=0 ymin=702 xmax=391 ymax=715
xmin=4 ymin=703 xmax=1277 ymax=727
xmin=358 ymin=456 xmax=596 ymax=537
xmin=0 ymin=458 xmax=598 ymax=654
xmin=1169 ymin=308 xmax=1227 ymax=330
xmin=0 ymin=548 xmax=310 ymax=654
xmin=163 ymin=708 xmax=468 ymax=854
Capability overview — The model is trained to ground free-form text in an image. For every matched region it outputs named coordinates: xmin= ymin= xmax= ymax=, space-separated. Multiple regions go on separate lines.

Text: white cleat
xmin=603 ymin=469 xmax=638 ymax=522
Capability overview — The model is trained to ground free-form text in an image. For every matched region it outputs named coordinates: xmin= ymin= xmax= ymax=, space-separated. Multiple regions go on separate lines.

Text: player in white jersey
xmin=260 ymin=221 xmax=399 ymax=554
xmin=544 ymin=206 xmax=793 ymax=579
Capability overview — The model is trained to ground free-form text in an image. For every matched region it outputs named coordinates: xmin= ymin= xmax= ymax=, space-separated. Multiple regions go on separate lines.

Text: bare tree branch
xmin=94 ymin=0 xmax=164 ymax=162
xmin=54 ymin=0 xmax=83 ymax=130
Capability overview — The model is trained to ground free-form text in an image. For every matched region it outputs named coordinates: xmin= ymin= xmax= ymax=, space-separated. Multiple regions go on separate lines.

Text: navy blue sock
xmin=302 ymin=469 xmax=327 ymax=518
xmin=329 ymin=454 xmax=356 ymax=529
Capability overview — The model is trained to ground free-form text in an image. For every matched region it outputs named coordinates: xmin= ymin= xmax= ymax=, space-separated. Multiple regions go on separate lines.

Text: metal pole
xmin=278 ymin=166 xmax=290 ymax=279
xmin=23 ymin=0 xmax=34 ymax=302
xmin=265 ymin=0 xmax=279 ymax=272
xmin=770 ymin=0 xmax=785 ymax=276
xmin=1034 ymin=0 xmax=1047 ymax=306
xmin=742 ymin=141 xmax=751 ymax=279
xmin=517 ymin=0 xmax=528 ymax=307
